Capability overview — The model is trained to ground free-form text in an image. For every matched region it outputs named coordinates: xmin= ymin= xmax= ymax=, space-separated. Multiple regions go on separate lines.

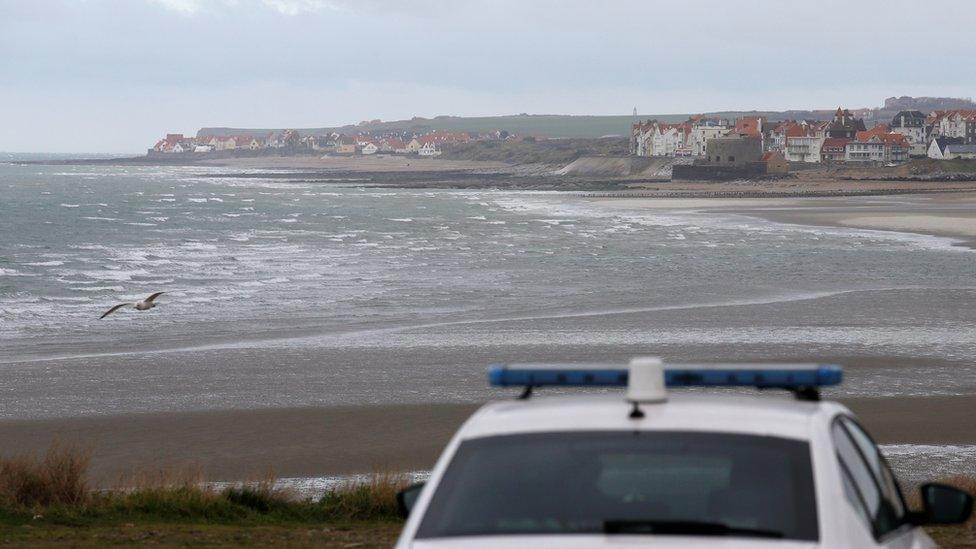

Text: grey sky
xmin=2 ymin=0 xmax=974 ymax=153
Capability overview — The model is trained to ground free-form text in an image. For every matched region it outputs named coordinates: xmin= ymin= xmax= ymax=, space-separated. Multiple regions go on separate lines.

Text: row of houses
xmin=632 ymin=107 xmax=976 ymax=164
xmin=151 ymin=129 xmax=507 ymax=156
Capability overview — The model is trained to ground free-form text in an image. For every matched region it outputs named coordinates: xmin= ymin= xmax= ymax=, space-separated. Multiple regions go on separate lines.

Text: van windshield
xmin=416 ymin=431 xmax=818 ymax=541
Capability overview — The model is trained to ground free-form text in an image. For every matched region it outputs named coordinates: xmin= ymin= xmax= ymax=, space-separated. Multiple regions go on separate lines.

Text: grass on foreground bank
xmin=0 ymin=446 xmax=405 ymax=546
xmin=1 ymin=447 xmax=975 ymax=547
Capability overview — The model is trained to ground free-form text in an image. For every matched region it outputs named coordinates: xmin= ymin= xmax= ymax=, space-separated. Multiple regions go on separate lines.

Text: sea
xmin=2 ymin=155 xmax=976 ymax=480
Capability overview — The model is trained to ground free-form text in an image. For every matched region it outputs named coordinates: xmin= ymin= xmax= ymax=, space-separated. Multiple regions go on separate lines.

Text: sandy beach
xmin=594 ymin=191 xmax=976 ymax=248
xmin=1 ymin=395 xmax=973 ymax=487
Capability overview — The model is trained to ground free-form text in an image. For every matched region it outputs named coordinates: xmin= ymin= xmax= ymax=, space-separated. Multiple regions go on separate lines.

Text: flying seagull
xmin=99 ymin=292 xmax=166 ymax=319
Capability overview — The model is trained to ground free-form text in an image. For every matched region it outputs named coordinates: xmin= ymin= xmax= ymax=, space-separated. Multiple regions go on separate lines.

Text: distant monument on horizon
xmin=883 ymin=96 xmax=976 ymax=111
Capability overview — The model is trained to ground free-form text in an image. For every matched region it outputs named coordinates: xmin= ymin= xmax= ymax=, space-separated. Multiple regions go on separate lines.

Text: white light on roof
xmin=627 ymin=356 xmax=667 ymax=404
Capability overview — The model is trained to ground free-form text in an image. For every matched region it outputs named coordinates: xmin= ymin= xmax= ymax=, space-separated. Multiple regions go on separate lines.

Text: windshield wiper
xmin=603 ymin=519 xmax=784 ymax=538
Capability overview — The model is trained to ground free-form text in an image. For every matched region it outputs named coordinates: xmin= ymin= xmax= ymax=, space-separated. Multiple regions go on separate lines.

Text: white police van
xmin=395 ymin=358 xmax=972 ymax=548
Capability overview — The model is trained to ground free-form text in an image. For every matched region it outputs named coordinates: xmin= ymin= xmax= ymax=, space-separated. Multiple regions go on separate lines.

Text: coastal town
xmin=146 ymin=96 xmax=976 ymax=182
xmin=631 ymin=107 xmax=976 ymax=165
xmin=149 ymin=128 xmax=513 ymax=158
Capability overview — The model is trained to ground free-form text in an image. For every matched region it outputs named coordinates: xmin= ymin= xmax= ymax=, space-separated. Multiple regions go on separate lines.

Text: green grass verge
xmin=2 ymin=446 xmax=974 ymax=546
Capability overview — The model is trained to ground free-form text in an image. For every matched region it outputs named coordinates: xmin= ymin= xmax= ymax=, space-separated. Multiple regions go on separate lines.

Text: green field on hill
xmin=198 ymin=111 xmax=815 ymax=140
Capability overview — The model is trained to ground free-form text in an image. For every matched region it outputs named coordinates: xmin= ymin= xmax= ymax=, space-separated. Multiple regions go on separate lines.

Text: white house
xmin=194 ymin=144 xmax=215 ymax=153
xmin=845 ymin=139 xmax=886 ymax=162
xmin=654 ymin=126 xmax=684 ymax=156
xmin=928 ymin=137 xmax=967 ymax=159
xmin=784 ymin=135 xmax=824 ymax=163
xmin=890 ymin=110 xmax=928 ymax=156
xmin=932 ymin=111 xmax=976 ymax=142
xmin=690 ymin=120 xmax=730 ymax=156
xmin=360 ymin=142 xmax=378 ymax=155
xmin=767 ymin=124 xmax=788 ymax=152
xmin=418 ymin=142 xmax=441 ymax=156
xmin=846 ymin=134 xmax=908 ymax=163
xmin=778 ymin=120 xmax=831 ymax=163
xmin=635 ymin=122 xmax=690 ymax=157
xmin=208 ymin=136 xmax=236 ymax=150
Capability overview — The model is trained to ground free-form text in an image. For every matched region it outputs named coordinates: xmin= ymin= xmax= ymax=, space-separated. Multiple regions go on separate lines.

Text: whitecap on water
xmin=71 ymin=285 xmax=125 ymax=292
xmin=881 ymin=444 xmax=976 ymax=483
xmin=181 ymin=242 xmax=218 ymax=250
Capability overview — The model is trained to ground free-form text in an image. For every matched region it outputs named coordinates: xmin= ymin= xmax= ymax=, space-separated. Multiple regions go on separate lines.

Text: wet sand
xmin=0 ymin=395 xmax=972 ymax=486
xmin=0 ymin=404 xmax=479 ymax=486
xmin=594 ymin=192 xmax=976 ymax=249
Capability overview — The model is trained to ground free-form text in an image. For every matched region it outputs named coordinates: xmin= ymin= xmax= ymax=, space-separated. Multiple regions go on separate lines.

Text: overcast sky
xmin=2 ymin=0 xmax=975 ymax=153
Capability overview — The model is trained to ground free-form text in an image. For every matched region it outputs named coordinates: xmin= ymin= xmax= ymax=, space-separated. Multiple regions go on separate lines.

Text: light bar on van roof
xmin=488 ymin=362 xmax=843 ymax=389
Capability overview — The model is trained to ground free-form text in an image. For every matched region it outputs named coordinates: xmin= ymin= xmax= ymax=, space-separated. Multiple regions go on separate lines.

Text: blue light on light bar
xmin=488 ymin=363 xmax=842 ymax=388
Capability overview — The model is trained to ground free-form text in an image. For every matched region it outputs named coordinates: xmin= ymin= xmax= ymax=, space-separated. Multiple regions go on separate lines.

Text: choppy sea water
xmin=4 ymin=161 xmax=976 ymax=398
xmin=2 ymin=159 xmax=976 ymax=480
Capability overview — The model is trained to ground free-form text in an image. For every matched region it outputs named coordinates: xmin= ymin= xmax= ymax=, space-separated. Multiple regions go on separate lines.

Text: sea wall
xmin=671 ymin=162 xmax=767 ymax=181
xmin=555 ymin=156 xmax=674 ymax=177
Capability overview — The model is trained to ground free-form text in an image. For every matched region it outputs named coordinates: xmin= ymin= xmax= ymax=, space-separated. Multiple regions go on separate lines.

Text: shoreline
xmin=590 ymin=192 xmax=976 ymax=250
xmin=11 ymin=153 xmax=976 ymax=193
xmin=1 ymin=396 xmax=973 ymax=487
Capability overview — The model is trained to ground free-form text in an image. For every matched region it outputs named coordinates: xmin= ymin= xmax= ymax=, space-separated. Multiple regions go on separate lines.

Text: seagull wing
xmin=99 ymin=303 xmax=132 ymax=319
xmin=144 ymin=291 xmax=166 ymax=303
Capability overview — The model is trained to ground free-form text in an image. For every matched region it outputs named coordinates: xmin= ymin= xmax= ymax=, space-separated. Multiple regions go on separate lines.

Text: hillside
xmin=197 ymin=111 xmax=838 ymax=140
xmin=438 ymin=136 xmax=628 ymax=165
xmin=194 ymin=96 xmax=976 ymax=141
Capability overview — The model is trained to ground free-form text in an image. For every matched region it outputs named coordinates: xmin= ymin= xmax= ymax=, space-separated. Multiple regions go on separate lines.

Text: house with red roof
xmin=762 ymin=150 xmax=789 ymax=174
xmin=820 ymin=138 xmax=850 ymax=163
xmin=151 ymin=133 xmax=197 ymax=153
xmin=784 ymin=124 xmax=824 ymax=163
xmin=845 ymin=132 xmax=909 ymax=163
xmin=931 ymin=110 xmax=976 ymax=143
xmin=233 ymin=135 xmax=264 ymax=150
xmin=734 ymin=116 xmax=765 ymax=140
xmin=378 ymin=137 xmax=407 ymax=154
